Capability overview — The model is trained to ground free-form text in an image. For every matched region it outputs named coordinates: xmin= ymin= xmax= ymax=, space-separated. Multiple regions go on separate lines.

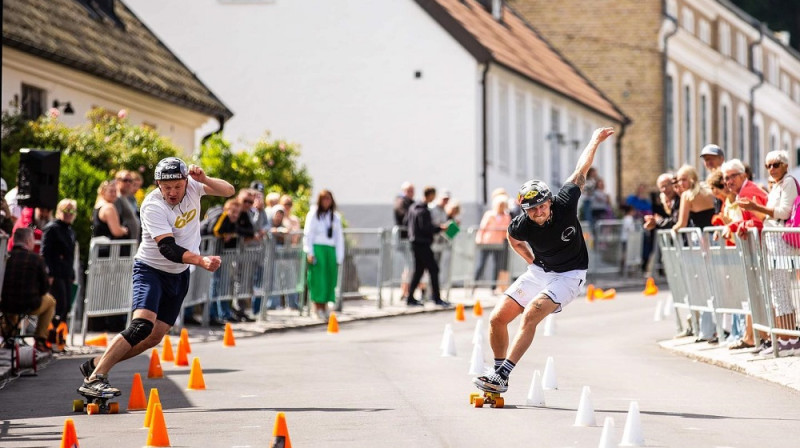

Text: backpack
xmin=200 ymin=205 xmax=223 ymax=236
xmin=781 ymin=176 xmax=800 ymax=248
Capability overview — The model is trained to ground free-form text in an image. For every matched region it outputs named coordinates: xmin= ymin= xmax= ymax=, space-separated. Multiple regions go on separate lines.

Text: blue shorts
xmin=132 ymin=260 xmax=190 ymax=326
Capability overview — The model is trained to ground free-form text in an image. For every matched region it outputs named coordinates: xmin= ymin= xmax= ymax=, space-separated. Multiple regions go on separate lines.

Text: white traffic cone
xmin=653 ymin=300 xmax=663 ymax=322
xmin=663 ymin=296 xmax=673 ymax=317
xmin=542 ymin=356 xmax=558 ymax=390
xmin=441 ymin=325 xmax=457 ymax=357
xmin=468 ymin=342 xmax=484 ymax=375
xmin=574 ymin=386 xmax=596 ymax=426
xmin=440 ymin=324 xmax=453 ymax=351
xmin=598 ymin=417 xmax=616 ymax=448
xmin=525 ymin=370 xmax=545 ymax=407
xmin=543 ymin=314 xmax=556 ymax=336
xmin=472 ymin=318 xmax=484 ymax=345
xmin=619 ymin=401 xmax=645 ymax=446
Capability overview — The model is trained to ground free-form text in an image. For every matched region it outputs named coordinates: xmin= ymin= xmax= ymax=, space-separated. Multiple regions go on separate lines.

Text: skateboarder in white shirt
xmin=78 ymin=157 xmax=234 ymax=397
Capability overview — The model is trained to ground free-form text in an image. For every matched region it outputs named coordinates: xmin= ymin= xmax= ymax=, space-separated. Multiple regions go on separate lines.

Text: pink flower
xmin=48 ymin=108 xmax=60 ymax=119
xmin=278 ymin=142 xmax=286 ymax=151
xmin=118 ymin=109 xmax=128 ymax=119
xmin=267 ymin=159 xmax=275 ymax=167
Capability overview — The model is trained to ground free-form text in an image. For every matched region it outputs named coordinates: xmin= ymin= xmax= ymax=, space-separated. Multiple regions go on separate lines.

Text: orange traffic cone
xmin=57 ymin=321 xmax=68 ymax=351
xmin=473 ymin=300 xmax=483 ymax=317
xmin=223 ymin=323 xmax=236 ymax=346
xmin=270 ymin=412 xmax=292 ymax=448
xmin=143 ymin=388 xmax=161 ymax=428
xmin=455 ymin=303 xmax=465 ymax=322
xmin=643 ymin=277 xmax=658 ymax=296
xmin=85 ymin=333 xmax=107 ymax=347
xmin=148 ymin=349 xmax=164 ymax=379
xmin=593 ymin=288 xmax=604 ymax=299
xmin=586 ymin=284 xmax=595 ymax=302
xmin=180 ymin=328 xmax=191 ymax=354
xmin=146 ymin=403 xmax=171 ymax=447
xmin=602 ymin=288 xmax=617 ymax=300
xmin=327 ymin=312 xmax=339 ymax=334
xmin=60 ymin=418 xmax=79 ymax=448
xmin=161 ymin=335 xmax=174 ymax=362
xmin=174 ymin=337 xmax=189 ymax=367
xmin=127 ymin=373 xmax=147 ymax=411
xmin=188 ymin=357 xmax=206 ymax=390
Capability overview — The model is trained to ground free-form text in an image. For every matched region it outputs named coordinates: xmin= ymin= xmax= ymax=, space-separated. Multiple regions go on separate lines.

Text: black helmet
xmin=517 ymin=180 xmax=552 ymax=210
xmin=154 ymin=157 xmax=188 ymax=181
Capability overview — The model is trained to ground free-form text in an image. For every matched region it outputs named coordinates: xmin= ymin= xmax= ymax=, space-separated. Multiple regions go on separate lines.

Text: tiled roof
xmin=2 ymin=0 xmax=233 ymax=120
xmin=417 ymin=0 xmax=627 ymax=123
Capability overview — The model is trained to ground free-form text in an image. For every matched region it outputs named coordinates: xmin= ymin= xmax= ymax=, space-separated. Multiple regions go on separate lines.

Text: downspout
xmin=661 ymin=1 xmax=679 ymax=170
xmin=749 ymin=23 xmax=764 ymax=162
xmin=201 ymin=115 xmax=227 ymax=146
xmin=481 ymin=63 xmax=490 ymax=205
xmin=615 ymin=121 xmax=627 ymax=203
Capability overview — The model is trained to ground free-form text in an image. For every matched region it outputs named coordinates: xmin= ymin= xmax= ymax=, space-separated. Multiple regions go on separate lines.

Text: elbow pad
xmin=157 ymin=236 xmax=188 ymax=263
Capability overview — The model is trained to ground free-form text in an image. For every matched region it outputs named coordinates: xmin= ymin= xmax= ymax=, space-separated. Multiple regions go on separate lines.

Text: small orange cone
xmin=57 ymin=321 xmax=68 ymax=351
xmin=602 ymin=288 xmax=617 ymax=299
xmin=174 ymin=337 xmax=189 ymax=367
xmin=161 ymin=335 xmax=174 ymax=362
xmin=473 ymin=300 xmax=483 ymax=317
xmin=643 ymin=277 xmax=658 ymax=296
xmin=586 ymin=284 xmax=595 ymax=302
xmin=60 ymin=418 xmax=79 ymax=448
xmin=127 ymin=373 xmax=147 ymax=411
xmin=187 ymin=357 xmax=205 ymax=390
xmin=85 ymin=333 xmax=107 ymax=347
xmin=327 ymin=312 xmax=339 ymax=334
xmin=270 ymin=412 xmax=292 ymax=448
xmin=146 ymin=403 xmax=171 ymax=447
xmin=143 ymin=388 xmax=161 ymax=428
xmin=593 ymin=288 xmax=604 ymax=299
xmin=455 ymin=303 xmax=465 ymax=322
xmin=180 ymin=328 xmax=191 ymax=354
xmin=148 ymin=349 xmax=164 ymax=379
xmin=223 ymin=323 xmax=236 ymax=346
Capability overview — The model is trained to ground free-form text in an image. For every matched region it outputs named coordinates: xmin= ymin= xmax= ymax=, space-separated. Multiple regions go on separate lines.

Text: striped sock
xmin=494 ymin=358 xmax=504 ymax=371
xmin=497 ymin=359 xmax=516 ymax=379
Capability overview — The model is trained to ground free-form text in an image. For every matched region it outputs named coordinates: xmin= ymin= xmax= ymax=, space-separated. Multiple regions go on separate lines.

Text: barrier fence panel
xmin=737 ymin=228 xmax=771 ymax=345
xmin=259 ymin=231 xmax=305 ymax=319
xmin=759 ymin=228 xmax=800 ymax=351
xmin=181 ymin=236 xmax=218 ymax=326
xmin=675 ymin=228 xmax=722 ymax=338
xmin=701 ymin=227 xmax=752 ymax=315
xmin=589 ymin=220 xmax=624 ymax=275
xmin=656 ymin=230 xmax=690 ymax=331
xmin=385 ymin=226 xmax=412 ymax=304
xmin=338 ymin=229 xmax=386 ymax=308
xmin=81 ymin=238 xmax=138 ymax=344
xmin=467 ymin=226 xmax=512 ymax=294
xmin=447 ymin=226 xmax=478 ymax=294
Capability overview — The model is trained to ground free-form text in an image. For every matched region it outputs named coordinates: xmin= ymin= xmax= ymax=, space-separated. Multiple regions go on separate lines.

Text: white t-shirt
xmin=135 ymin=178 xmax=206 ymax=273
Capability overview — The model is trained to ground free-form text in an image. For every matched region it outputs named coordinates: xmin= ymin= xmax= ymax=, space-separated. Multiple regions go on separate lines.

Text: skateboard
xmin=469 ymin=390 xmax=505 ymax=408
xmin=73 ymin=391 xmax=120 ymax=415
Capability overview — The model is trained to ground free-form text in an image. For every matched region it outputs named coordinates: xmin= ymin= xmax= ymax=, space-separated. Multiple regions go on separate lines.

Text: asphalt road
xmin=1 ymin=292 xmax=799 ymax=447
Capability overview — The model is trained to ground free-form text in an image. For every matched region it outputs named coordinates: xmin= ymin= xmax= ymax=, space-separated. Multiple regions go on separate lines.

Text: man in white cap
xmin=700 ymin=144 xmax=725 ymax=172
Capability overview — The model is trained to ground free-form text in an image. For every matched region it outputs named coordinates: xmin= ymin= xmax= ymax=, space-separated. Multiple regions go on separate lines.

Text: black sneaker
xmin=79 ymin=359 xmax=95 ymax=379
xmin=433 ymin=299 xmax=452 ymax=308
xmin=406 ymin=297 xmax=423 ymax=307
xmin=78 ymin=374 xmax=121 ymax=398
xmin=473 ymin=372 xmax=508 ymax=393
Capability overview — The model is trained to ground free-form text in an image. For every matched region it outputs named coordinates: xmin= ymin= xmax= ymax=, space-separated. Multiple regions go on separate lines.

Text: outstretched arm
xmin=565 ymin=127 xmax=615 ymax=189
xmin=189 ymin=164 xmax=235 ymax=198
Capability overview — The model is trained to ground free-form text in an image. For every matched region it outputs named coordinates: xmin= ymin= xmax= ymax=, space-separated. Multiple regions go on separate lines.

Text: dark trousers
xmin=408 ymin=242 xmax=441 ymax=301
xmin=49 ymin=276 xmax=72 ymax=324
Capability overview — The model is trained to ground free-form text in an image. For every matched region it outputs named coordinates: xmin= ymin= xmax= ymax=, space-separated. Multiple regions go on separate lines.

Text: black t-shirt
xmin=507 ymin=182 xmax=588 ymax=273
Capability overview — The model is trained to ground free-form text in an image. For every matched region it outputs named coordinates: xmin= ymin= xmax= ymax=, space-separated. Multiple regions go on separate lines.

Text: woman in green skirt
xmin=303 ymin=189 xmax=344 ymax=319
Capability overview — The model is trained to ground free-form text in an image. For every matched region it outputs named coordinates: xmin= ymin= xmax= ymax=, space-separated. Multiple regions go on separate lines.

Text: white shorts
xmin=503 ymin=264 xmax=586 ymax=313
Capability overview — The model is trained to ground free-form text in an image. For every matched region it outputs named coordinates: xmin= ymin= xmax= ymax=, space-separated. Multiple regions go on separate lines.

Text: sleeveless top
xmin=689 ymin=208 xmax=715 ymax=230
xmin=92 ymin=206 xmax=114 ymax=239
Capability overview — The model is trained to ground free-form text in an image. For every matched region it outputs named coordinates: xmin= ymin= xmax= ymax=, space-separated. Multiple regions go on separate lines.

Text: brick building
xmin=512 ymin=0 xmax=800 ymax=193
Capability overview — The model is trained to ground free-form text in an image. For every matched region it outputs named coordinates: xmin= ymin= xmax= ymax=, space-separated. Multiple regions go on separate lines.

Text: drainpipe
xmin=615 ymin=121 xmax=627 ymax=203
xmin=201 ymin=115 xmax=227 ymax=146
xmin=749 ymin=23 xmax=764 ymax=163
xmin=481 ymin=63 xmax=490 ymax=205
xmin=661 ymin=1 xmax=679 ymax=171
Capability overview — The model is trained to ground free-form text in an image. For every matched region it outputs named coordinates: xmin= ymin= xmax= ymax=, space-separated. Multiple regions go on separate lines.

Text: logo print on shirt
xmin=561 ymin=226 xmax=576 ymax=242
xmin=174 ymin=209 xmax=197 ymax=229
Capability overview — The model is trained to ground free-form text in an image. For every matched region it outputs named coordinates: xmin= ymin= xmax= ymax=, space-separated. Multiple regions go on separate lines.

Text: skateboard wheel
xmin=109 ymin=402 xmax=120 ymax=414
xmin=469 ymin=393 xmax=480 ymax=404
xmin=87 ymin=403 xmax=100 ymax=415
xmin=491 ymin=397 xmax=504 ymax=408
xmin=473 ymin=397 xmax=484 ymax=408
xmin=72 ymin=399 xmax=84 ymax=412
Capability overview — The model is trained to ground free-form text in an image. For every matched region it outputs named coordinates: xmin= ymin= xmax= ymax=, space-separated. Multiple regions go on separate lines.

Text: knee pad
xmin=120 ymin=318 xmax=154 ymax=346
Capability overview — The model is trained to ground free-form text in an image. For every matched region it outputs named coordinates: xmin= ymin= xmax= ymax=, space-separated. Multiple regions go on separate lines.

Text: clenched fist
xmin=200 ymin=255 xmax=222 ymax=272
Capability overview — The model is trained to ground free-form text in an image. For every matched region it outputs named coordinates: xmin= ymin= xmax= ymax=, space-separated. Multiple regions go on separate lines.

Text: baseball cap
xmin=250 ymin=181 xmax=265 ymax=193
xmin=700 ymin=144 xmax=724 ymax=158
xmin=440 ymin=190 xmax=451 ymax=198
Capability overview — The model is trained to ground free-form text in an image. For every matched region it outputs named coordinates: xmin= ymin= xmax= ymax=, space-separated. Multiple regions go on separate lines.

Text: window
xmin=752 ymin=45 xmax=763 ymax=74
xmin=568 ymin=115 xmax=578 ymax=173
xmin=682 ymin=8 xmax=695 ymax=34
xmin=721 ymin=104 xmax=729 ymax=152
xmin=768 ymin=54 xmax=779 ymax=85
xmin=498 ymin=82 xmax=509 ymax=171
xmin=532 ymin=100 xmax=544 ymax=179
xmin=21 ymin=84 xmax=45 ymax=120
xmin=515 ymin=92 xmax=527 ymax=179
xmin=666 ymin=0 xmax=677 ymax=19
xmin=794 ymin=82 xmax=800 ymax=104
xmin=737 ymin=113 xmax=747 ymax=160
xmin=666 ymin=76 xmax=675 ymax=169
xmin=700 ymin=94 xmax=708 ymax=147
xmin=699 ymin=20 xmax=711 ymax=44
xmin=780 ymin=73 xmax=790 ymax=95
xmin=683 ymin=84 xmax=693 ymax=164
xmin=736 ymin=33 xmax=747 ymax=66
xmin=752 ymin=123 xmax=761 ymax=177
xmin=719 ymin=22 xmax=731 ymax=56
xmin=550 ymin=108 xmax=561 ymax=188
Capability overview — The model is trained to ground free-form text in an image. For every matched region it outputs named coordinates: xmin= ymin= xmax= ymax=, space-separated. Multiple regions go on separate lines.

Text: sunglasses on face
xmin=765 ymin=162 xmax=783 ymax=170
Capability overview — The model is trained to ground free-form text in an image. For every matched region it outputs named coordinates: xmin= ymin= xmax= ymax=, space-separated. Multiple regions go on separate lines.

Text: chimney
xmin=477 ymin=0 xmax=503 ymax=21
xmin=774 ymin=31 xmax=791 ymax=47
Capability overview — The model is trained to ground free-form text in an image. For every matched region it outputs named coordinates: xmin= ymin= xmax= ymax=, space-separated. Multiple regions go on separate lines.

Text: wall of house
xmin=1 ymin=48 xmax=211 ymax=156
xmin=127 ymin=0 xmax=481 ymax=228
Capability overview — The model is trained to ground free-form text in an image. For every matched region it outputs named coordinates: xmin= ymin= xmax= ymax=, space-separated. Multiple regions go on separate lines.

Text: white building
xmin=2 ymin=0 xmax=232 ymax=155
xmin=128 ymin=0 xmax=626 ymax=226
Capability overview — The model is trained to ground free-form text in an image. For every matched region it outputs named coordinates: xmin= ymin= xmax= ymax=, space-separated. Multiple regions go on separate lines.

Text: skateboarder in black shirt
xmin=473 ymin=127 xmax=615 ymax=393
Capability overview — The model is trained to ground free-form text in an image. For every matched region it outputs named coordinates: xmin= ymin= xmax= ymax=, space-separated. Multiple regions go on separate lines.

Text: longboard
xmin=73 ymin=390 xmax=120 ymax=415
xmin=469 ymin=390 xmax=504 ymax=408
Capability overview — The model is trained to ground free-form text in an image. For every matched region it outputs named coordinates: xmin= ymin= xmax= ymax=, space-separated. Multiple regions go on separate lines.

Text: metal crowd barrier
xmin=81 ymin=238 xmax=138 ymax=343
xmin=656 ymin=230 xmax=690 ymax=332
xmin=586 ymin=219 xmax=644 ymax=276
xmin=181 ymin=236 xmax=218 ymax=326
xmin=338 ymin=229 xmax=386 ymax=308
xmin=758 ymin=228 xmax=800 ymax=344
xmin=258 ymin=231 xmax=305 ymax=319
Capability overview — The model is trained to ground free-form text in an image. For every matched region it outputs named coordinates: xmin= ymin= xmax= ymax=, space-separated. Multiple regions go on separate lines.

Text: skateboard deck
xmin=73 ymin=390 xmax=120 ymax=415
xmin=469 ymin=390 xmax=504 ymax=408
